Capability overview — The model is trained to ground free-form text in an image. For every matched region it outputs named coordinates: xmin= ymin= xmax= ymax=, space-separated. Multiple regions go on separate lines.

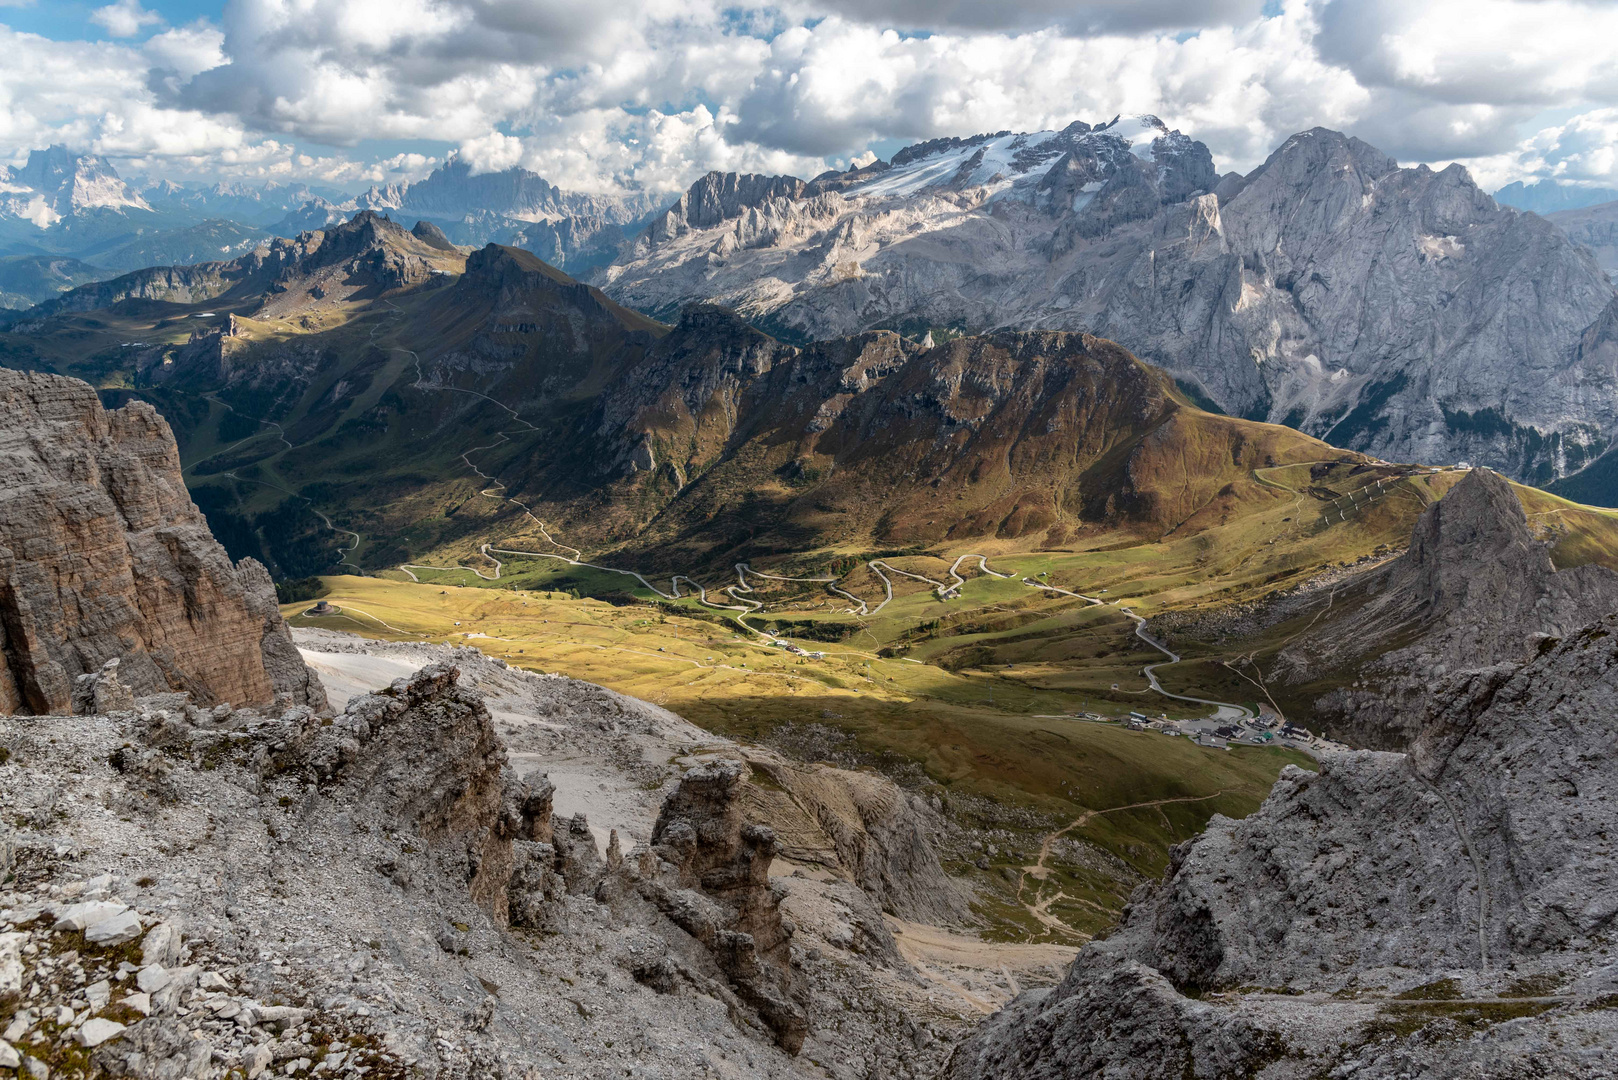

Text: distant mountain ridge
xmin=1547 ymin=198 xmax=1618 ymax=277
xmin=347 ymin=155 xmax=665 ymax=273
xmin=0 ymin=146 xmax=669 ymax=307
xmin=236 ymin=155 xmax=669 ymax=275
xmin=0 ymin=145 xmax=149 ymax=225
xmin=1495 ymin=178 xmax=1618 ymax=215
xmin=2 ymin=209 xmax=464 ymax=330
xmin=13 ymin=131 xmax=1618 ymax=502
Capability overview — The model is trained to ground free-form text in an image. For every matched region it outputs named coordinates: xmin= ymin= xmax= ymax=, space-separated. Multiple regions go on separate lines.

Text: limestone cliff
xmin=0 ymin=366 xmax=325 ymax=714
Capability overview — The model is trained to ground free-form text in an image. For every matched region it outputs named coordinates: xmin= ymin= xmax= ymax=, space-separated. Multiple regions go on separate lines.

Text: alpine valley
xmin=4 ymin=113 xmax=1618 ymax=1080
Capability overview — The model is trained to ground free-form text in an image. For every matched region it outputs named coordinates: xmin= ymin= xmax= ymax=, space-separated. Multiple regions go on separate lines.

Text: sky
xmin=2 ymin=0 xmax=1617 ymax=196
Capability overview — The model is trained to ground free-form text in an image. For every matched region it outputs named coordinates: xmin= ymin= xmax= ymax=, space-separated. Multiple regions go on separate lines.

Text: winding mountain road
xmin=370 ymin=298 xmax=1257 ymax=715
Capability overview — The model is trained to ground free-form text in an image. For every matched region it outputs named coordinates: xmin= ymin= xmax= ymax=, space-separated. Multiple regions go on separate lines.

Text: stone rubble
xmin=0 ymin=645 xmax=990 ymax=1079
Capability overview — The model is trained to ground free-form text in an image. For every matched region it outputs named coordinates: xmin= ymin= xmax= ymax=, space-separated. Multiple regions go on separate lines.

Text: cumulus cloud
xmin=457 ymin=131 xmax=526 ymax=174
xmin=803 ymin=0 xmax=1267 ymax=35
xmin=1316 ymin=0 xmax=1618 ymax=108
xmin=2 ymin=0 xmax=1618 ymax=193
xmin=1460 ymin=108 xmax=1618 ymax=191
xmin=143 ymin=23 xmax=228 ymax=80
xmin=91 ymin=0 xmax=163 ymax=38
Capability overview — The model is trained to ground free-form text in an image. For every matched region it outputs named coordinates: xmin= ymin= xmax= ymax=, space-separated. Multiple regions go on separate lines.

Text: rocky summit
xmin=0 ymin=147 xmax=149 ymax=226
xmin=1271 ymin=468 xmax=1618 ymax=747
xmin=0 ymin=367 xmax=323 ymax=715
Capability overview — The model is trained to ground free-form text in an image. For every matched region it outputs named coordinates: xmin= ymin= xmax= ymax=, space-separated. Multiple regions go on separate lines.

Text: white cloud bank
xmin=2 ymin=0 xmax=1617 ymax=194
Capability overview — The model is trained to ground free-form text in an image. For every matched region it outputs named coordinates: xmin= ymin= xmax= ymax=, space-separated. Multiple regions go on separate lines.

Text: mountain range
xmin=595 ymin=119 xmax=1618 ymax=490
xmin=0 ymin=147 xmax=661 ymax=309
xmin=10 ymin=120 xmax=1618 ymax=500
xmin=0 ymin=211 xmax=1346 ymax=580
xmin=1494 ymin=177 xmax=1618 ymax=214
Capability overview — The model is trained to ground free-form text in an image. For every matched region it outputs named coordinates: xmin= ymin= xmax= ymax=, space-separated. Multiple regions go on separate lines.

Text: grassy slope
xmin=294 ymin=462 xmax=1608 ymax=939
xmin=288 ymin=575 xmax=1309 ymax=942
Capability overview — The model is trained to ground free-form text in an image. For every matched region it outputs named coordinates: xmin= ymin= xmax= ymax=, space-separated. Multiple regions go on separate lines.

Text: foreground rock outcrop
xmin=739 ymin=747 xmax=969 ymax=927
xmin=0 ymin=637 xmax=993 ymax=1078
xmin=946 ymin=609 xmax=1618 ymax=1079
xmin=0 ymin=367 xmax=325 ymax=714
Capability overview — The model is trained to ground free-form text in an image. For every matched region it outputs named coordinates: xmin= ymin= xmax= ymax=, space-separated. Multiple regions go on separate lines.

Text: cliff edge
xmin=0 ymin=366 xmax=325 ymax=714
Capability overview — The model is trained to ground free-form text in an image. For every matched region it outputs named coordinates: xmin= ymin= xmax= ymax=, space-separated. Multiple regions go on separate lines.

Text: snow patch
xmin=1094 ymin=115 xmax=1170 ymax=160
xmin=852 ymin=130 xmax=1063 ymax=200
xmin=1418 ymin=234 xmax=1465 ymax=261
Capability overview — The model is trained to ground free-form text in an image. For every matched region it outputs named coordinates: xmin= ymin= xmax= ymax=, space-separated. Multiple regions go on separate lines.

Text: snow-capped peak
xmin=1092 ymin=114 xmax=1171 ymax=160
xmin=844 ymin=115 xmax=1191 ymax=202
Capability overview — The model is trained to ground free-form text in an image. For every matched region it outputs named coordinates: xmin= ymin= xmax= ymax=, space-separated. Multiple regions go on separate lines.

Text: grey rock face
xmin=234 ymin=556 xmax=328 ymax=709
xmin=0 ymin=367 xmax=325 ymax=714
xmin=1275 ymin=468 xmax=1618 ymax=747
xmin=947 ymin=614 xmax=1618 ymax=1079
xmin=599 ymin=122 xmax=1618 ymax=482
xmin=740 ymin=748 xmax=970 ymax=926
xmin=1549 ymin=197 xmax=1618 ymax=276
xmin=648 ymin=173 xmax=809 ymax=239
xmin=1 ymin=635 xmax=985 ymax=1078
xmin=71 ymin=658 xmax=136 ymax=715
xmin=647 ymin=759 xmax=808 ymax=1052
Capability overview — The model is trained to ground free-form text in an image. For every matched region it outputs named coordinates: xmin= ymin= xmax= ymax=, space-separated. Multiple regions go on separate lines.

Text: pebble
xmin=199 ymin=970 xmax=233 ymax=992
xmin=84 ymin=979 xmax=110 ymax=1009
xmin=141 ymin=921 xmax=180 ymax=967
xmin=53 ymin=900 xmax=125 ymax=932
